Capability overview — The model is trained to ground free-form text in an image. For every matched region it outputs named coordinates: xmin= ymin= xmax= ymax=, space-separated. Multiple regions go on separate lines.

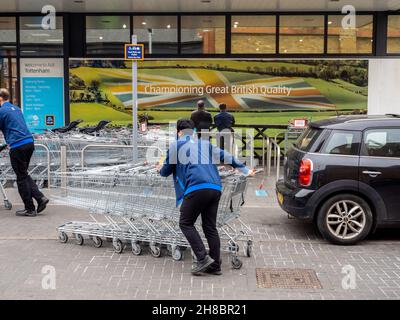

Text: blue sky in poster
xmin=22 ymin=77 xmax=64 ymax=132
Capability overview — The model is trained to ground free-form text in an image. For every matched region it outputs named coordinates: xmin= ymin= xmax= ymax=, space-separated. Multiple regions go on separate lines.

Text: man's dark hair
xmin=197 ymin=100 xmax=205 ymax=109
xmin=177 ymin=118 xmax=195 ymax=132
xmin=0 ymin=88 xmax=10 ymax=101
xmin=219 ymin=103 xmax=227 ymax=111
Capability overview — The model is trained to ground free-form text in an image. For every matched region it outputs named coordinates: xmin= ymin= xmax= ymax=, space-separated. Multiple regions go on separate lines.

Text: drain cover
xmin=256 ymin=268 xmax=322 ymax=289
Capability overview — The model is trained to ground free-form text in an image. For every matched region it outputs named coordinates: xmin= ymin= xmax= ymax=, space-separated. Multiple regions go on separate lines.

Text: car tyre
xmin=316 ymin=194 xmax=373 ymax=245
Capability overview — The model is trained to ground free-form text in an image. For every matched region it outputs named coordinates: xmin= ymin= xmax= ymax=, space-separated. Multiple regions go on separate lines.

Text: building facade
xmin=1 ymin=5 xmax=399 ymax=130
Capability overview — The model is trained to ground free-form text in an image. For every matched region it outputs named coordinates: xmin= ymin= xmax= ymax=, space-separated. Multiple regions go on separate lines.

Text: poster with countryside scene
xmin=69 ymin=59 xmax=368 ymax=126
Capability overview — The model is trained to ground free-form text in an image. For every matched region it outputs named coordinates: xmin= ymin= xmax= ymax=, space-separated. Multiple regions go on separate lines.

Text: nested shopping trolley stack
xmin=54 ymin=164 xmax=253 ymax=269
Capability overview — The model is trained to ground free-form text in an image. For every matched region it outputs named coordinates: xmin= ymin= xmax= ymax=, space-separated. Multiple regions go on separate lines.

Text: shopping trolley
xmin=54 ymin=164 xmax=252 ymax=269
xmin=0 ymin=146 xmax=12 ymax=210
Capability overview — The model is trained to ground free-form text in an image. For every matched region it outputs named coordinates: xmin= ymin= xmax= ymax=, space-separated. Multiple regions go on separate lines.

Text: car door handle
xmin=362 ymin=171 xmax=382 ymax=177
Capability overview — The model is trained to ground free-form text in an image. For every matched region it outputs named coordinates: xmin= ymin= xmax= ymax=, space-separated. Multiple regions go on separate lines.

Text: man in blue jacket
xmin=214 ymin=103 xmax=235 ymax=152
xmin=0 ymin=88 xmax=49 ymax=217
xmin=158 ymin=119 xmax=253 ymax=275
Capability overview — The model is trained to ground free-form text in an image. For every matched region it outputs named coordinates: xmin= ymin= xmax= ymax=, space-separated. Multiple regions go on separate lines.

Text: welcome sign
xmin=20 ymin=58 xmax=65 ymax=132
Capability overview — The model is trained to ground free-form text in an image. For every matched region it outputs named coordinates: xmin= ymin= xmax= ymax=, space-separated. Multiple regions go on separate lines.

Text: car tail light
xmin=298 ymin=159 xmax=313 ymax=187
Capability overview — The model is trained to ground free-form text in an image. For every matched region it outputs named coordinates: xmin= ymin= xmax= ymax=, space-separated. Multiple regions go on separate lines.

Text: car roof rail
xmin=386 ymin=114 xmax=400 ymax=118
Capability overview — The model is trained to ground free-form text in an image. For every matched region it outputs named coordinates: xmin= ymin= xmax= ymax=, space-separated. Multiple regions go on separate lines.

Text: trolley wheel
xmin=231 ymin=257 xmax=243 ymax=270
xmin=58 ymin=231 xmax=68 ymax=243
xmin=172 ymin=248 xmax=183 ymax=261
xmin=150 ymin=243 xmax=162 ymax=258
xmin=4 ymin=200 xmax=12 ymax=210
xmin=245 ymin=240 xmax=253 ymax=258
xmin=113 ymin=239 xmax=123 ymax=254
xmin=228 ymin=240 xmax=239 ymax=253
xmin=74 ymin=233 xmax=84 ymax=246
xmin=92 ymin=236 xmax=103 ymax=248
xmin=131 ymin=241 xmax=142 ymax=256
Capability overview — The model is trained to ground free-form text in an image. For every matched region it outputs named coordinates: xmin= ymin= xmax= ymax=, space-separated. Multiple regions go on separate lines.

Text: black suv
xmin=276 ymin=115 xmax=400 ymax=245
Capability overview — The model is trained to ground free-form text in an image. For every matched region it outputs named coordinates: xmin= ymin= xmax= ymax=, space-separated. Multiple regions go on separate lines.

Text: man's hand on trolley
xmin=0 ymin=144 xmax=8 ymax=153
xmin=155 ymin=162 xmax=162 ymax=172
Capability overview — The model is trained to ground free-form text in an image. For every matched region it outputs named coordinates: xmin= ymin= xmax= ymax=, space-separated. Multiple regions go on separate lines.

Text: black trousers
xmin=179 ymin=189 xmax=221 ymax=265
xmin=9 ymin=142 xmax=44 ymax=211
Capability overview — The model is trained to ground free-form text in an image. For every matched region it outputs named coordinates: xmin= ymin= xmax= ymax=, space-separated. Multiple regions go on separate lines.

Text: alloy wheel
xmin=326 ymin=200 xmax=366 ymax=240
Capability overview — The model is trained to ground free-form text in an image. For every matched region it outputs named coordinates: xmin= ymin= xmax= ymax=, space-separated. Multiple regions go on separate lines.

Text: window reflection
xmin=231 ymin=16 xmax=276 ymax=54
xmin=328 ymin=15 xmax=373 ymax=54
xmin=279 ymin=15 xmax=324 ymax=54
xmin=181 ymin=16 xmax=225 ymax=54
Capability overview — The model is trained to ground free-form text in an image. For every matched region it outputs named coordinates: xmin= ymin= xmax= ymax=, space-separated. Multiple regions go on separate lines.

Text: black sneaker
xmin=204 ymin=267 xmax=222 ymax=275
xmin=16 ymin=209 xmax=37 ymax=217
xmin=37 ymin=197 xmax=49 ymax=214
xmin=191 ymin=255 xmax=214 ymax=274
xmin=205 ymin=261 xmax=222 ymax=275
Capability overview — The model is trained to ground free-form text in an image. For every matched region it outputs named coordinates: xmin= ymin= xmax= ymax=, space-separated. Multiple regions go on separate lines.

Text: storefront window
xmin=279 ymin=15 xmax=324 ymax=54
xmin=387 ymin=15 xmax=400 ymax=54
xmin=0 ymin=17 xmax=16 ymax=56
xmin=0 ymin=58 xmax=18 ymax=105
xmin=86 ymin=16 xmax=130 ymax=55
xmin=231 ymin=15 xmax=276 ymax=54
xmin=133 ymin=16 xmax=177 ymax=54
xmin=181 ymin=16 xmax=225 ymax=54
xmin=328 ymin=15 xmax=373 ymax=54
xmin=20 ymin=16 xmax=63 ymax=56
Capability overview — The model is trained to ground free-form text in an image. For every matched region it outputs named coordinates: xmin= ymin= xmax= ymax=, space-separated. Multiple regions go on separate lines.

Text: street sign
xmin=124 ymin=44 xmax=144 ymax=60
xmin=128 ymin=36 xmax=140 ymax=164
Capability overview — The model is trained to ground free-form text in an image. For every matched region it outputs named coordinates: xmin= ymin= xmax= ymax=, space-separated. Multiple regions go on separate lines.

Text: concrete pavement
xmin=0 ymin=177 xmax=400 ymax=300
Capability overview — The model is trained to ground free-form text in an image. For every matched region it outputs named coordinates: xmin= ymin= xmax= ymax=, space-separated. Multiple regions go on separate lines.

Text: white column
xmin=368 ymin=59 xmax=400 ymax=115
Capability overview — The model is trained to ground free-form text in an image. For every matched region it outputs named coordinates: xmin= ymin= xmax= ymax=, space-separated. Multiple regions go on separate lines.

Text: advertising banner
xmin=20 ymin=58 xmax=65 ymax=132
xmin=69 ymin=59 xmax=368 ymax=126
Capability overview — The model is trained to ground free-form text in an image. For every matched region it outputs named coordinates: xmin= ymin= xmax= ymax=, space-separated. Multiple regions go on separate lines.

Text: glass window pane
xmin=0 ymin=58 xmax=18 ymax=104
xmin=323 ymin=131 xmax=359 ymax=156
xmin=0 ymin=57 xmax=18 ymax=104
xmin=20 ymin=16 xmax=63 ymax=56
xmin=231 ymin=15 xmax=276 ymax=54
xmin=279 ymin=15 xmax=324 ymax=54
xmin=181 ymin=16 xmax=225 ymax=54
xmin=133 ymin=16 xmax=177 ymax=54
xmin=0 ymin=17 xmax=16 ymax=56
xmin=328 ymin=15 xmax=373 ymax=54
xmin=387 ymin=15 xmax=400 ymax=54
xmin=86 ymin=16 xmax=130 ymax=55
xmin=364 ymin=129 xmax=400 ymax=158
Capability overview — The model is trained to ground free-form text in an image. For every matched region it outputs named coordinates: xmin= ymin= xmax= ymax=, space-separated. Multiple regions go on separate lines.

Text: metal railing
xmin=33 ymin=143 xmax=51 ymax=189
xmin=262 ymin=136 xmax=282 ymax=179
xmin=200 ymin=131 xmax=255 ymax=169
xmin=274 ymin=129 xmax=305 ymax=154
xmin=80 ymin=144 xmax=164 ymax=169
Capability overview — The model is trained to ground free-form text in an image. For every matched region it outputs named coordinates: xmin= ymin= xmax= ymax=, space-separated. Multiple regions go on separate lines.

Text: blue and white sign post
xmin=125 ymin=37 xmax=144 ymax=163
xmin=20 ymin=58 xmax=65 ymax=133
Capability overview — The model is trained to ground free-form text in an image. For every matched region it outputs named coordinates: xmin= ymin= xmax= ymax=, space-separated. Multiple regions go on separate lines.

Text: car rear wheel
xmin=316 ymin=194 xmax=373 ymax=245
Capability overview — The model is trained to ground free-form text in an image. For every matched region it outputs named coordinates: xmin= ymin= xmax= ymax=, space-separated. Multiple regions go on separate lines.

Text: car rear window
xmin=295 ymin=127 xmax=322 ymax=151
